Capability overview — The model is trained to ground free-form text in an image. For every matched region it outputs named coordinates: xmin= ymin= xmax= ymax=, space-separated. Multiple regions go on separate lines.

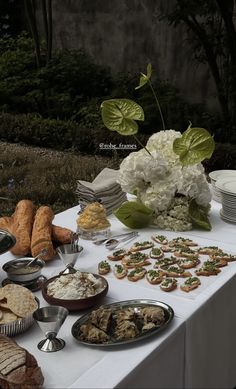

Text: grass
xmin=0 ymin=142 xmax=121 ymax=216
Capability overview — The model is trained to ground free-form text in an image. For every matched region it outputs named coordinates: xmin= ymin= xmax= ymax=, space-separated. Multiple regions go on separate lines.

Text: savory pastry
xmin=178 ymin=257 xmax=200 ymax=269
xmin=107 ymin=249 xmax=127 ymax=261
xmin=10 ymin=199 xmax=35 ymax=256
xmin=129 ymin=241 xmax=154 ymax=252
xmin=98 ymin=260 xmax=111 ymax=275
xmin=146 ymin=269 xmax=165 ymax=284
xmin=113 ymin=264 xmax=127 ymax=279
xmin=198 ymin=246 xmax=223 ymax=255
xmin=31 ymin=206 xmax=55 ymax=261
xmin=115 ymin=320 xmax=138 ymax=340
xmin=163 ymin=265 xmax=192 ymax=278
xmin=76 ymin=202 xmax=110 ymax=231
xmin=154 ymin=256 xmax=179 ymax=269
xmin=127 ymin=267 xmax=147 ymax=281
xmin=195 ymin=262 xmax=221 ymax=276
xmin=79 ymin=323 xmax=110 ymax=343
xmin=160 ymin=278 xmax=178 ymax=292
xmin=180 ymin=276 xmax=201 ymax=292
xmin=115 ymin=308 xmax=135 ymax=323
xmin=151 ymin=235 xmax=168 ymax=245
xmin=90 ymin=307 xmax=112 ymax=332
xmin=210 ymin=252 xmax=236 ymax=262
xmin=140 ymin=306 xmax=165 ymax=325
xmin=169 ymin=237 xmax=198 ymax=247
xmin=173 ymin=246 xmax=199 ymax=259
xmin=149 ymin=247 xmax=164 ymax=259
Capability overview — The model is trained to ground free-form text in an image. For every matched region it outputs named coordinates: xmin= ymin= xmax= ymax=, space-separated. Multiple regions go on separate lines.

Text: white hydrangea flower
xmin=117 ymin=129 xmax=211 ymax=231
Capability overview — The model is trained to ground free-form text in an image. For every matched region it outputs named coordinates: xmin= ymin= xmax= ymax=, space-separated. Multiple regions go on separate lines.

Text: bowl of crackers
xmin=0 ymin=284 xmax=39 ymax=336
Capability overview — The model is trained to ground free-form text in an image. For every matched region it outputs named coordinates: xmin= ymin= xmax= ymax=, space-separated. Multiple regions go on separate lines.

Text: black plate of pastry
xmin=71 ymin=299 xmax=174 ymax=346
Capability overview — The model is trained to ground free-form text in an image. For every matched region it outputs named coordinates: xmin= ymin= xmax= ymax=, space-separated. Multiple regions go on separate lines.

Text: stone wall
xmin=37 ymin=0 xmax=218 ymax=110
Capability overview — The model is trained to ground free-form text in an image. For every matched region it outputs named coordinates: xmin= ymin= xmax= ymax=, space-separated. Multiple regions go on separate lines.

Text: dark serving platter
xmin=71 ymin=299 xmax=174 ymax=347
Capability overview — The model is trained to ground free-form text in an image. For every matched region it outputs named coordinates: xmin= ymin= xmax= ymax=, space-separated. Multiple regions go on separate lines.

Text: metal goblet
xmin=56 ymin=243 xmax=83 ymax=274
xmin=33 ymin=306 xmax=68 ymax=352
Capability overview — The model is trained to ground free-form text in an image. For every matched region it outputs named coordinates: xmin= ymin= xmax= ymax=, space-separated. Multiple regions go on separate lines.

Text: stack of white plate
xmin=209 ymin=170 xmax=236 ymax=202
xmin=215 ymin=176 xmax=236 ymax=223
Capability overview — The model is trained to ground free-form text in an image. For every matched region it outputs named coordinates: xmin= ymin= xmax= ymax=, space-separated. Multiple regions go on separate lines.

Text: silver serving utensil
xmin=70 ymin=232 xmax=79 ymax=252
xmin=10 ymin=248 xmax=48 ymax=269
xmin=105 ymin=231 xmax=139 ymax=250
xmin=93 ymin=231 xmax=137 ymax=245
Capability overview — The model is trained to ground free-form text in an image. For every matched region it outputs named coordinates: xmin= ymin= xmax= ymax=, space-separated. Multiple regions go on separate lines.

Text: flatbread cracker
xmin=1 ymin=284 xmax=38 ymax=318
xmin=0 ymin=309 xmax=18 ymax=324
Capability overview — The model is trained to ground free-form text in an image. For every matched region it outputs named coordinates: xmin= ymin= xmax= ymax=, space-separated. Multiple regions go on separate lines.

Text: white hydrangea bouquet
xmin=101 ymin=64 xmax=215 ymax=231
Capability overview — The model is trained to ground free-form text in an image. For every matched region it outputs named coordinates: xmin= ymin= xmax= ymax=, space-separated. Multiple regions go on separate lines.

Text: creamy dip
xmin=47 ymin=271 xmax=105 ymax=300
xmin=8 ymin=264 xmax=40 ymax=275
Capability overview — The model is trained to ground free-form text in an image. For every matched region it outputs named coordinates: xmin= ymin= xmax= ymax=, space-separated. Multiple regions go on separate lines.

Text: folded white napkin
xmin=77 ymin=168 xmax=127 ymax=215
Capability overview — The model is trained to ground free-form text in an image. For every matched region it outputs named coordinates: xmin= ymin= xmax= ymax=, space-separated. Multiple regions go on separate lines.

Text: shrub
xmin=0 ymin=143 xmax=121 ymax=216
xmin=0 ymin=33 xmax=113 ymax=119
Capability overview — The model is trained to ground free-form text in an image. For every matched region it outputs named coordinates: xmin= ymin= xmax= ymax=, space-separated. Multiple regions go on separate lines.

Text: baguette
xmin=10 ymin=200 xmax=35 ymax=256
xmin=31 ymin=206 xmax=55 ymax=261
xmin=0 ymin=216 xmax=12 ymax=232
xmin=51 ymin=225 xmax=74 ymax=244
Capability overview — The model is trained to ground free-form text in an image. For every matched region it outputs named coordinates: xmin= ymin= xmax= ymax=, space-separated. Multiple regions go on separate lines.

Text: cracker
xmin=0 ymin=299 xmax=8 ymax=309
xmin=0 ymin=309 xmax=18 ymax=324
xmin=2 ymin=284 xmax=38 ymax=318
xmin=0 ymin=289 xmax=5 ymax=300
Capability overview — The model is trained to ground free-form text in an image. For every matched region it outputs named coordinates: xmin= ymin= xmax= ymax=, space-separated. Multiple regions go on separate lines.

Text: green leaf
xmin=173 ymin=126 xmax=215 ymax=166
xmin=114 ymin=201 xmax=153 ymax=229
xmin=189 ymin=199 xmax=212 ymax=231
xmin=135 ymin=63 xmax=153 ymax=90
xmin=101 ymin=99 xmax=144 ymax=135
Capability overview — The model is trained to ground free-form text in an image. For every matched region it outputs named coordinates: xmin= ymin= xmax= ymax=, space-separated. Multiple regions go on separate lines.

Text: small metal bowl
xmin=2 ymin=258 xmax=45 ymax=283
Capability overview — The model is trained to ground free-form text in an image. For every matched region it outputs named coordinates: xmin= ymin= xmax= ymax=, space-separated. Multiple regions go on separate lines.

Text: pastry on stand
xmin=76 ymin=202 xmax=111 ymax=240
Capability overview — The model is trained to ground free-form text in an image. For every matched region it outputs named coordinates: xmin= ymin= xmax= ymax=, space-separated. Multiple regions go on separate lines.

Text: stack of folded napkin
xmin=77 ymin=168 xmax=127 ymax=215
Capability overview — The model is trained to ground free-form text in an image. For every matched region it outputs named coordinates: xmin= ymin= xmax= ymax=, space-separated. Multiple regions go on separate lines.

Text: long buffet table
xmin=1 ymin=200 xmax=236 ymax=389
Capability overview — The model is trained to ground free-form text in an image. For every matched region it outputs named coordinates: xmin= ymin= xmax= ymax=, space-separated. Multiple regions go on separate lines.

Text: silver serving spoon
xmin=105 ymin=231 xmax=139 ymax=250
xmin=93 ymin=231 xmax=137 ymax=245
xmin=11 ymin=248 xmax=48 ymax=269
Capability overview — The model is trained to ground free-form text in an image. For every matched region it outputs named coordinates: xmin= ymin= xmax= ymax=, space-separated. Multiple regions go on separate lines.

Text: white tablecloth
xmin=1 ymin=201 xmax=236 ymax=389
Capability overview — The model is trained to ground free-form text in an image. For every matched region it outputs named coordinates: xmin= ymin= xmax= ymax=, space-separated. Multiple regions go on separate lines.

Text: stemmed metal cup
xmin=56 ymin=241 xmax=83 ymax=274
xmin=33 ymin=306 xmax=68 ymax=352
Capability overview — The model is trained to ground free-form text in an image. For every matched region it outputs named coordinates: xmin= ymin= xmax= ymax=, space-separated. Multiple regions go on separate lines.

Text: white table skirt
xmin=1 ymin=200 xmax=236 ymax=389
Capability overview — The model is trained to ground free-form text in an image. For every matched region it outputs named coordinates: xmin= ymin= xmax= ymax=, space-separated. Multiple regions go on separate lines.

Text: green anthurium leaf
xmin=189 ymin=199 xmax=212 ymax=231
xmin=135 ymin=63 xmax=153 ymax=90
xmin=173 ymin=126 xmax=215 ymax=166
xmin=101 ymin=99 xmax=144 ymax=135
xmin=114 ymin=201 xmax=153 ymax=229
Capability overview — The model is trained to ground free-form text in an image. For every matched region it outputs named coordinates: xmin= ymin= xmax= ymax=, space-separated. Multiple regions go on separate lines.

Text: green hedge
xmin=0 ymin=112 xmax=148 ymax=157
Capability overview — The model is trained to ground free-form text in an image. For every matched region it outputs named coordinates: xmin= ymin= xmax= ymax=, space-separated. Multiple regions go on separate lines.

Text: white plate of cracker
xmin=0 ymin=284 xmax=39 ymax=336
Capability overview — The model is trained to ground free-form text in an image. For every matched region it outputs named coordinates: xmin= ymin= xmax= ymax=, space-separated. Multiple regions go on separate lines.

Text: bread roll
xmin=31 ymin=206 xmax=55 ymax=261
xmin=51 ymin=225 xmax=73 ymax=244
xmin=10 ymin=200 xmax=35 ymax=256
